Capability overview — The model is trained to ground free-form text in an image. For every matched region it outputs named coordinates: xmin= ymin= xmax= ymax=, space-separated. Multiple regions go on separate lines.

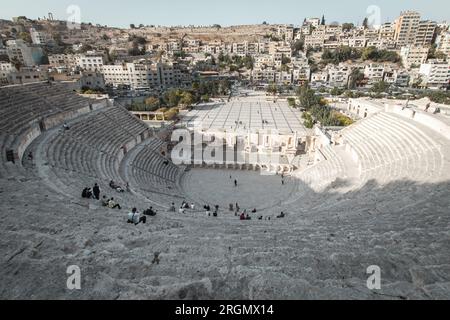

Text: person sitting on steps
xmin=277 ymin=212 xmax=286 ymax=219
xmin=144 ymin=207 xmax=157 ymax=216
xmin=108 ymin=198 xmax=121 ymax=210
xmin=128 ymin=208 xmax=146 ymax=225
xmin=81 ymin=187 xmax=93 ymax=199
xmin=101 ymin=196 xmax=109 ymax=207
xmin=109 ymin=180 xmax=124 ymax=193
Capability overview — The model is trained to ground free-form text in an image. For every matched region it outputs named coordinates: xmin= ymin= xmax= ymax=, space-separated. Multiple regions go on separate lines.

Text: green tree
xmin=371 ymin=81 xmax=391 ymax=94
xmin=342 ymin=23 xmax=354 ymax=32
xmin=362 ymin=17 xmax=369 ymax=29
xmin=267 ymin=83 xmax=278 ymax=96
xmin=296 ymin=84 xmax=319 ymax=110
xmin=180 ymin=91 xmax=194 ymax=107
xmin=348 ymin=69 xmax=364 ymax=89
xmin=287 ymin=97 xmax=297 ymax=108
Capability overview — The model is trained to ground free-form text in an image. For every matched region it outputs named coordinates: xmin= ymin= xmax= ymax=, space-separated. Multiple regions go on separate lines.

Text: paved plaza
xmin=182 ymin=91 xmax=307 ymax=135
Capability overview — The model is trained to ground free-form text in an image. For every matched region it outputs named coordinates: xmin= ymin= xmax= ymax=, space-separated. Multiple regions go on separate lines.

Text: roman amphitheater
xmin=1 ymin=82 xmax=450 ymax=300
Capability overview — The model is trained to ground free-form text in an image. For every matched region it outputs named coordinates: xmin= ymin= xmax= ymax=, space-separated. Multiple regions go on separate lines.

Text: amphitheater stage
xmin=180 ymin=168 xmax=298 ymax=213
xmin=181 ymin=91 xmax=307 ymax=135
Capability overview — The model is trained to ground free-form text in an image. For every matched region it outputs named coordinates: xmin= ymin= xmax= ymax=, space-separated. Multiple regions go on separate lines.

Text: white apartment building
xmin=379 ymin=23 xmax=395 ymax=41
xmin=77 ymin=54 xmax=104 ymax=72
xmin=304 ymin=34 xmax=326 ymax=48
xmin=311 ymin=71 xmax=328 ymax=84
xmin=30 ymin=28 xmax=48 ymax=45
xmin=364 ymin=64 xmax=386 ymax=84
xmin=415 ymin=20 xmax=436 ymax=46
xmin=438 ymin=32 xmax=450 ymax=58
xmin=304 ymin=18 xmax=321 ymax=28
xmin=394 ymin=11 xmax=421 ymax=46
xmin=0 ymin=62 xmax=15 ymax=85
xmin=345 ymin=37 xmax=368 ymax=48
xmin=254 ymin=55 xmax=275 ymax=69
xmin=251 ymin=69 xmax=276 ymax=83
xmin=292 ymin=67 xmax=310 ymax=84
xmin=278 ymin=25 xmax=294 ymax=41
xmin=328 ymin=65 xmax=351 ymax=87
xmin=79 ymin=71 xmax=105 ymax=89
xmin=419 ymin=59 xmax=450 ymax=89
xmin=6 ymin=40 xmax=44 ymax=67
xmin=102 ymin=62 xmax=188 ymax=90
xmin=232 ymin=42 xmax=260 ymax=56
xmin=275 ymin=71 xmax=293 ymax=84
xmin=48 ymin=54 xmax=78 ymax=69
xmin=400 ymin=46 xmax=430 ymax=69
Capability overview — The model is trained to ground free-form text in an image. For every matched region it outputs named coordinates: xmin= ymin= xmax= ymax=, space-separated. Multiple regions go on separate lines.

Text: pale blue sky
xmin=1 ymin=0 xmax=449 ymax=28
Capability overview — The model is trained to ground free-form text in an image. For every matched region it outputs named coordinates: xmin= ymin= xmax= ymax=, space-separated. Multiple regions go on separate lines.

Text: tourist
xmin=152 ymin=252 xmax=160 ymax=265
xmin=258 ymin=216 xmax=263 ymax=220
xmin=229 ymin=203 xmax=234 ymax=211
xmin=234 ymin=179 xmax=238 ymax=187
xmin=81 ymin=188 xmax=88 ymax=199
xmin=27 ymin=152 xmax=33 ymax=161
xmin=144 ymin=207 xmax=156 ymax=216
xmin=246 ymin=214 xmax=251 ymax=220
xmin=252 ymin=208 xmax=257 ymax=213
xmin=190 ymin=203 xmax=195 ymax=210
xmin=179 ymin=207 xmax=185 ymax=214
xmin=82 ymin=187 xmax=93 ymax=199
xmin=109 ymin=180 xmax=124 ymax=192
xmin=277 ymin=212 xmax=286 ymax=219
xmin=93 ymin=183 xmax=100 ymax=200
xmin=108 ymin=198 xmax=121 ymax=210
xmin=63 ymin=123 xmax=70 ymax=131
xmin=101 ymin=196 xmax=109 ymax=207
xmin=128 ymin=208 xmax=146 ymax=225
xmin=240 ymin=212 xmax=246 ymax=220
xmin=215 ymin=204 xmax=219 ymax=212
xmin=169 ymin=203 xmax=176 ymax=212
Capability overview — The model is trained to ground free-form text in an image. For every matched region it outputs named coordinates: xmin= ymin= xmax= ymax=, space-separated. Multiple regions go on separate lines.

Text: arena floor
xmin=182 ymin=91 xmax=307 ymax=135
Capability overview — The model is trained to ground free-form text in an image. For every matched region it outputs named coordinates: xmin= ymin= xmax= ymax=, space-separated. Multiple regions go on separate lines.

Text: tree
xmin=296 ymin=84 xmax=319 ymax=110
xmin=321 ymin=15 xmax=326 ymax=26
xmin=342 ymin=23 xmax=354 ymax=32
xmin=180 ymin=91 xmax=194 ymax=107
xmin=362 ymin=17 xmax=369 ymax=29
xmin=281 ymin=56 xmax=291 ymax=65
xmin=371 ymin=81 xmax=390 ymax=94
xmin=145 ymin=97 xmax=160 ymax=110
xmin=165 ymin=89 xmax=182 ymax=107
xmin=287 ymin=97 xmax=297 ymax=108
xmin=267 ymin=83 xmax=278 ymax=96
xmin=130 ymin=24 xmax=136 ymax=29
xmin=18 ymin=32 xmax=32 ymax=44
xmin=348 ymin=68 xmax=364 ymax=89
xmin=330 ymin=87 xmax=344 ymax=96
xmin=292 ymin=40 xmax=305 ymax=54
